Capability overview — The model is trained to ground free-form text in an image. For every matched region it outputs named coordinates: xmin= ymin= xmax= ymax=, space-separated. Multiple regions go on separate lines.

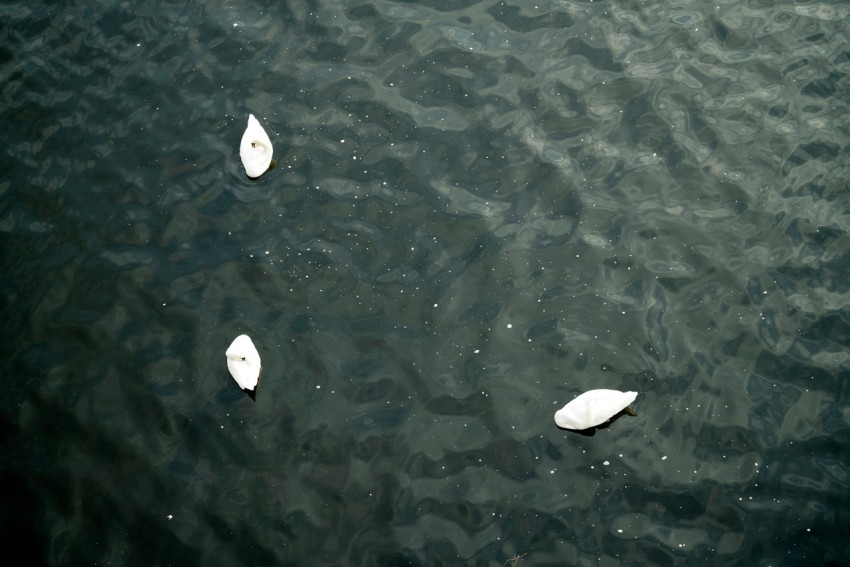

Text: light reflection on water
xmin=1 ymin=0 xmax=848 ymax=564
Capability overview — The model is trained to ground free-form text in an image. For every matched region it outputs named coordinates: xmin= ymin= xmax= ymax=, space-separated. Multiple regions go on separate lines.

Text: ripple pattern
xmin=1 ymin=0 xmax=849 ymax=565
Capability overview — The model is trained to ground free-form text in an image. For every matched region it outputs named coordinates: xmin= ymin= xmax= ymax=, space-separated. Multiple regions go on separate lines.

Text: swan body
xmin=226 ymin=334 xmax=261 ymax=392
xmin=240 ymin=114 xmax=273 ymax=178
xmin=554 ymin=389 xmax=637 ymax=430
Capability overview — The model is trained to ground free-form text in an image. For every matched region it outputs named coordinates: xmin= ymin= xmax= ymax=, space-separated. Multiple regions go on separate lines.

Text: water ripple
xmin=2 ymin=0 xmax=849 ymax=564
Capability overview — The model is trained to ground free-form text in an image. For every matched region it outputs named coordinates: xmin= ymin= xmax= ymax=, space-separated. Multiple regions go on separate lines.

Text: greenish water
xmin=2 ymin=0 xmax=849 ymax=565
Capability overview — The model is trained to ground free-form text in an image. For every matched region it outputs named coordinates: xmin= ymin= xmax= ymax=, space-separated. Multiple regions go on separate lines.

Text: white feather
xmin=226 ymin=334 xmax=261 ymax=391
xmin=240 ymin=114 xmax=273 ymax=178
xmin=554 ymin=389 xmax=637 ymax=430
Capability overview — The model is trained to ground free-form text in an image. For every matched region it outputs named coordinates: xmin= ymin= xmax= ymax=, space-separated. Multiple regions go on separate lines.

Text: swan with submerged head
xmin=240 ymin=114 xmax=273 ymax=178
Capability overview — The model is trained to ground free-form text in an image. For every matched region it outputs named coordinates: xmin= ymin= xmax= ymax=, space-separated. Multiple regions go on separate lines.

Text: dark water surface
xmin=2 ymin=0 xmax=850 ymax=565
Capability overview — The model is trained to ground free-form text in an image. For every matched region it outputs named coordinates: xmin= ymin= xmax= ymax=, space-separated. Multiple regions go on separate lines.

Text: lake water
xmin=2 ymin=0 xmax=849 ymax=565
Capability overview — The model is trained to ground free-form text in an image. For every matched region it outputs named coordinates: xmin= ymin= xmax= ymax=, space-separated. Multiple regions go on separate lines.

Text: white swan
xmin=240 ymin=114 xmax=273 ymax=178
xmin=554 ymin=389 xmax=637 ymax=430
xmin=226 ymin=334 xmax=262 ymax=393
